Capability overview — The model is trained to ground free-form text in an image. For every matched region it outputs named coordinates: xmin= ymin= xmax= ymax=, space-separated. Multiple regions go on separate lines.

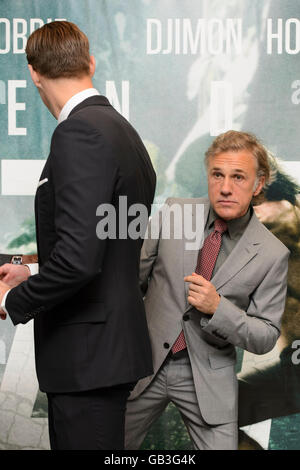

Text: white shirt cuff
xmin=25 ymin=263 xmax=39 ymax=275
xmin=1 ymin=290 xmax=10 ymax=315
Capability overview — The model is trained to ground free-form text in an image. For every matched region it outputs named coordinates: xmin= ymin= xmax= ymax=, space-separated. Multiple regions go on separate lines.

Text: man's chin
xmin=214 ymin=205 xmax=239 ymax=221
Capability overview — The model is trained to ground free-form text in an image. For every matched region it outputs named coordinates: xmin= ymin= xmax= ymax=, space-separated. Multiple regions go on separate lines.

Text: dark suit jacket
xmin=6 ymin=95 xmax=156 ymax=393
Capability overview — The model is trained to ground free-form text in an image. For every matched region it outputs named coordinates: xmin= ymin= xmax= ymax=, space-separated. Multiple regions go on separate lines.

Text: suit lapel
xmin=211 ymin=211 xmax=262 ymax=290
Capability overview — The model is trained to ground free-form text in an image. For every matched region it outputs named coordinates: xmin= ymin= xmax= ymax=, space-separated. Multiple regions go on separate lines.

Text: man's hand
xmin=0 ymin=280 xmax=11 ymax=320
xmin=0 ymin=264 xmax=30 ymax=320
xmin=184 ymin=272 xmax=220 ymax=315
xmin=0 ymin=263 xmax=30 ymax=288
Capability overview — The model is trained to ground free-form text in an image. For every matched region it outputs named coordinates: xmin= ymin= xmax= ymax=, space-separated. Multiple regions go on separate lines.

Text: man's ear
xmin=28 ymin=64 xmax=42 ymax=88
xmin=253 ymin=176 xmax=265 ymax=196
xmin=89 ymin=55 xmax=96 ymax=77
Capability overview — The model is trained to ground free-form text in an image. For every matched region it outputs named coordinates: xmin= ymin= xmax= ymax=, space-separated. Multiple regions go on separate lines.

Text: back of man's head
xmin=25 ymin=21 xmax=91 ymax=79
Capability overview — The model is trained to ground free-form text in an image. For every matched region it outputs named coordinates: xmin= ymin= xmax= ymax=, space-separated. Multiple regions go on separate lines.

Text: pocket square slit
xmin=37 ymin=178 xmax=48 ymax=188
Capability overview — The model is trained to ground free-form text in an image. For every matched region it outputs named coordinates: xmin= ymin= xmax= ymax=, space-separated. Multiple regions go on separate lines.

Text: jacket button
xmin=163 ymin=342 xmax=170 ymax=349
xmin=183 ymin=314 xmax=190 ymax=321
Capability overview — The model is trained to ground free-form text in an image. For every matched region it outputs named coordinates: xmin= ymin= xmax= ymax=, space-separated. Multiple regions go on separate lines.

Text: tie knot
xmin=214 ymin=218 xmax=227 ymax=234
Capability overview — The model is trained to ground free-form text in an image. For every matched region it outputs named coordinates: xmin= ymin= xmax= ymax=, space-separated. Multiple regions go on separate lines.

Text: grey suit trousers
xmin=125 ymin=351 xmax=238 ymax=450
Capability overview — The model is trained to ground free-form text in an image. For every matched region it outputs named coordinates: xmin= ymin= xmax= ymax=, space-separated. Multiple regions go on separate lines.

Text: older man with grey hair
xmin=125 ymin=130 xmax=289 ymax=450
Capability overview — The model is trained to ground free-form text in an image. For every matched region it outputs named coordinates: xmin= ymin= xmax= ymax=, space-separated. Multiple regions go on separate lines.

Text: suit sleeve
xmin=201 ymin=249 xmax=290 ymax=354
xmin=6 ymin=118 xmax=118 ymax=325
xmin=139 ymin=198 xmax=171 ymax=296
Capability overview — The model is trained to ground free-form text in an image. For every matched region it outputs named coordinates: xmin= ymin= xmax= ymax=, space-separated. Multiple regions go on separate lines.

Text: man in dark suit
xmin=0 ymin=21 xmax=156 ymax=450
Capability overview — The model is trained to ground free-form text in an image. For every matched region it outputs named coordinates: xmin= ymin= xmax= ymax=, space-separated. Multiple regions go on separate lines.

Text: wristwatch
xmin=0 ymin=254 xmax=38 ymax=266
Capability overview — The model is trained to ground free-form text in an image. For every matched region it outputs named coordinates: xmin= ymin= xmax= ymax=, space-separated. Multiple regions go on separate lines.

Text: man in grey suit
xmin=125 ymin=130 xmax=290 ymax=450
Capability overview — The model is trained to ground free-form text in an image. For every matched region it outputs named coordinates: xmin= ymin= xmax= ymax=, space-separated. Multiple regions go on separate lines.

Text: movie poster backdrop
xmin=0 ymin=0 xmax=299 ymax=450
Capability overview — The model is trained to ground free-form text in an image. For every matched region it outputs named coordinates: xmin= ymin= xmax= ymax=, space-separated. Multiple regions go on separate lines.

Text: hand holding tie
xmin=184 ymin=272 xmax=220 ymax=315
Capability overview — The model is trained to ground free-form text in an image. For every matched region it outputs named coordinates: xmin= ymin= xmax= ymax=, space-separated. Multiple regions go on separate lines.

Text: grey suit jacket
xmin=130 ymin=197 xmax=290 ymax=425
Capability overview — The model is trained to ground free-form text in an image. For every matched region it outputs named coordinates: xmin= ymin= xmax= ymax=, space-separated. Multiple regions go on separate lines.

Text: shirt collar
xmin=57 ymin=88 xmax=100 ymax=124
xmin=208 ymin=206 xmax=252 ymax=240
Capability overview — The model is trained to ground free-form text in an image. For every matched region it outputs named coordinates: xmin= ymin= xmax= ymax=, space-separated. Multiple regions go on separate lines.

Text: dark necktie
xmin=171 ymin=218 xmax=228 ymax=355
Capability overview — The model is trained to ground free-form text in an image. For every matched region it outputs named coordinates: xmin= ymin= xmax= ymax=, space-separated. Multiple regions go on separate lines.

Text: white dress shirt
xmin=57 ymin=87 xmax=100 ymax=124
xmin=1 ymin=88 xmax=100 ymax=315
